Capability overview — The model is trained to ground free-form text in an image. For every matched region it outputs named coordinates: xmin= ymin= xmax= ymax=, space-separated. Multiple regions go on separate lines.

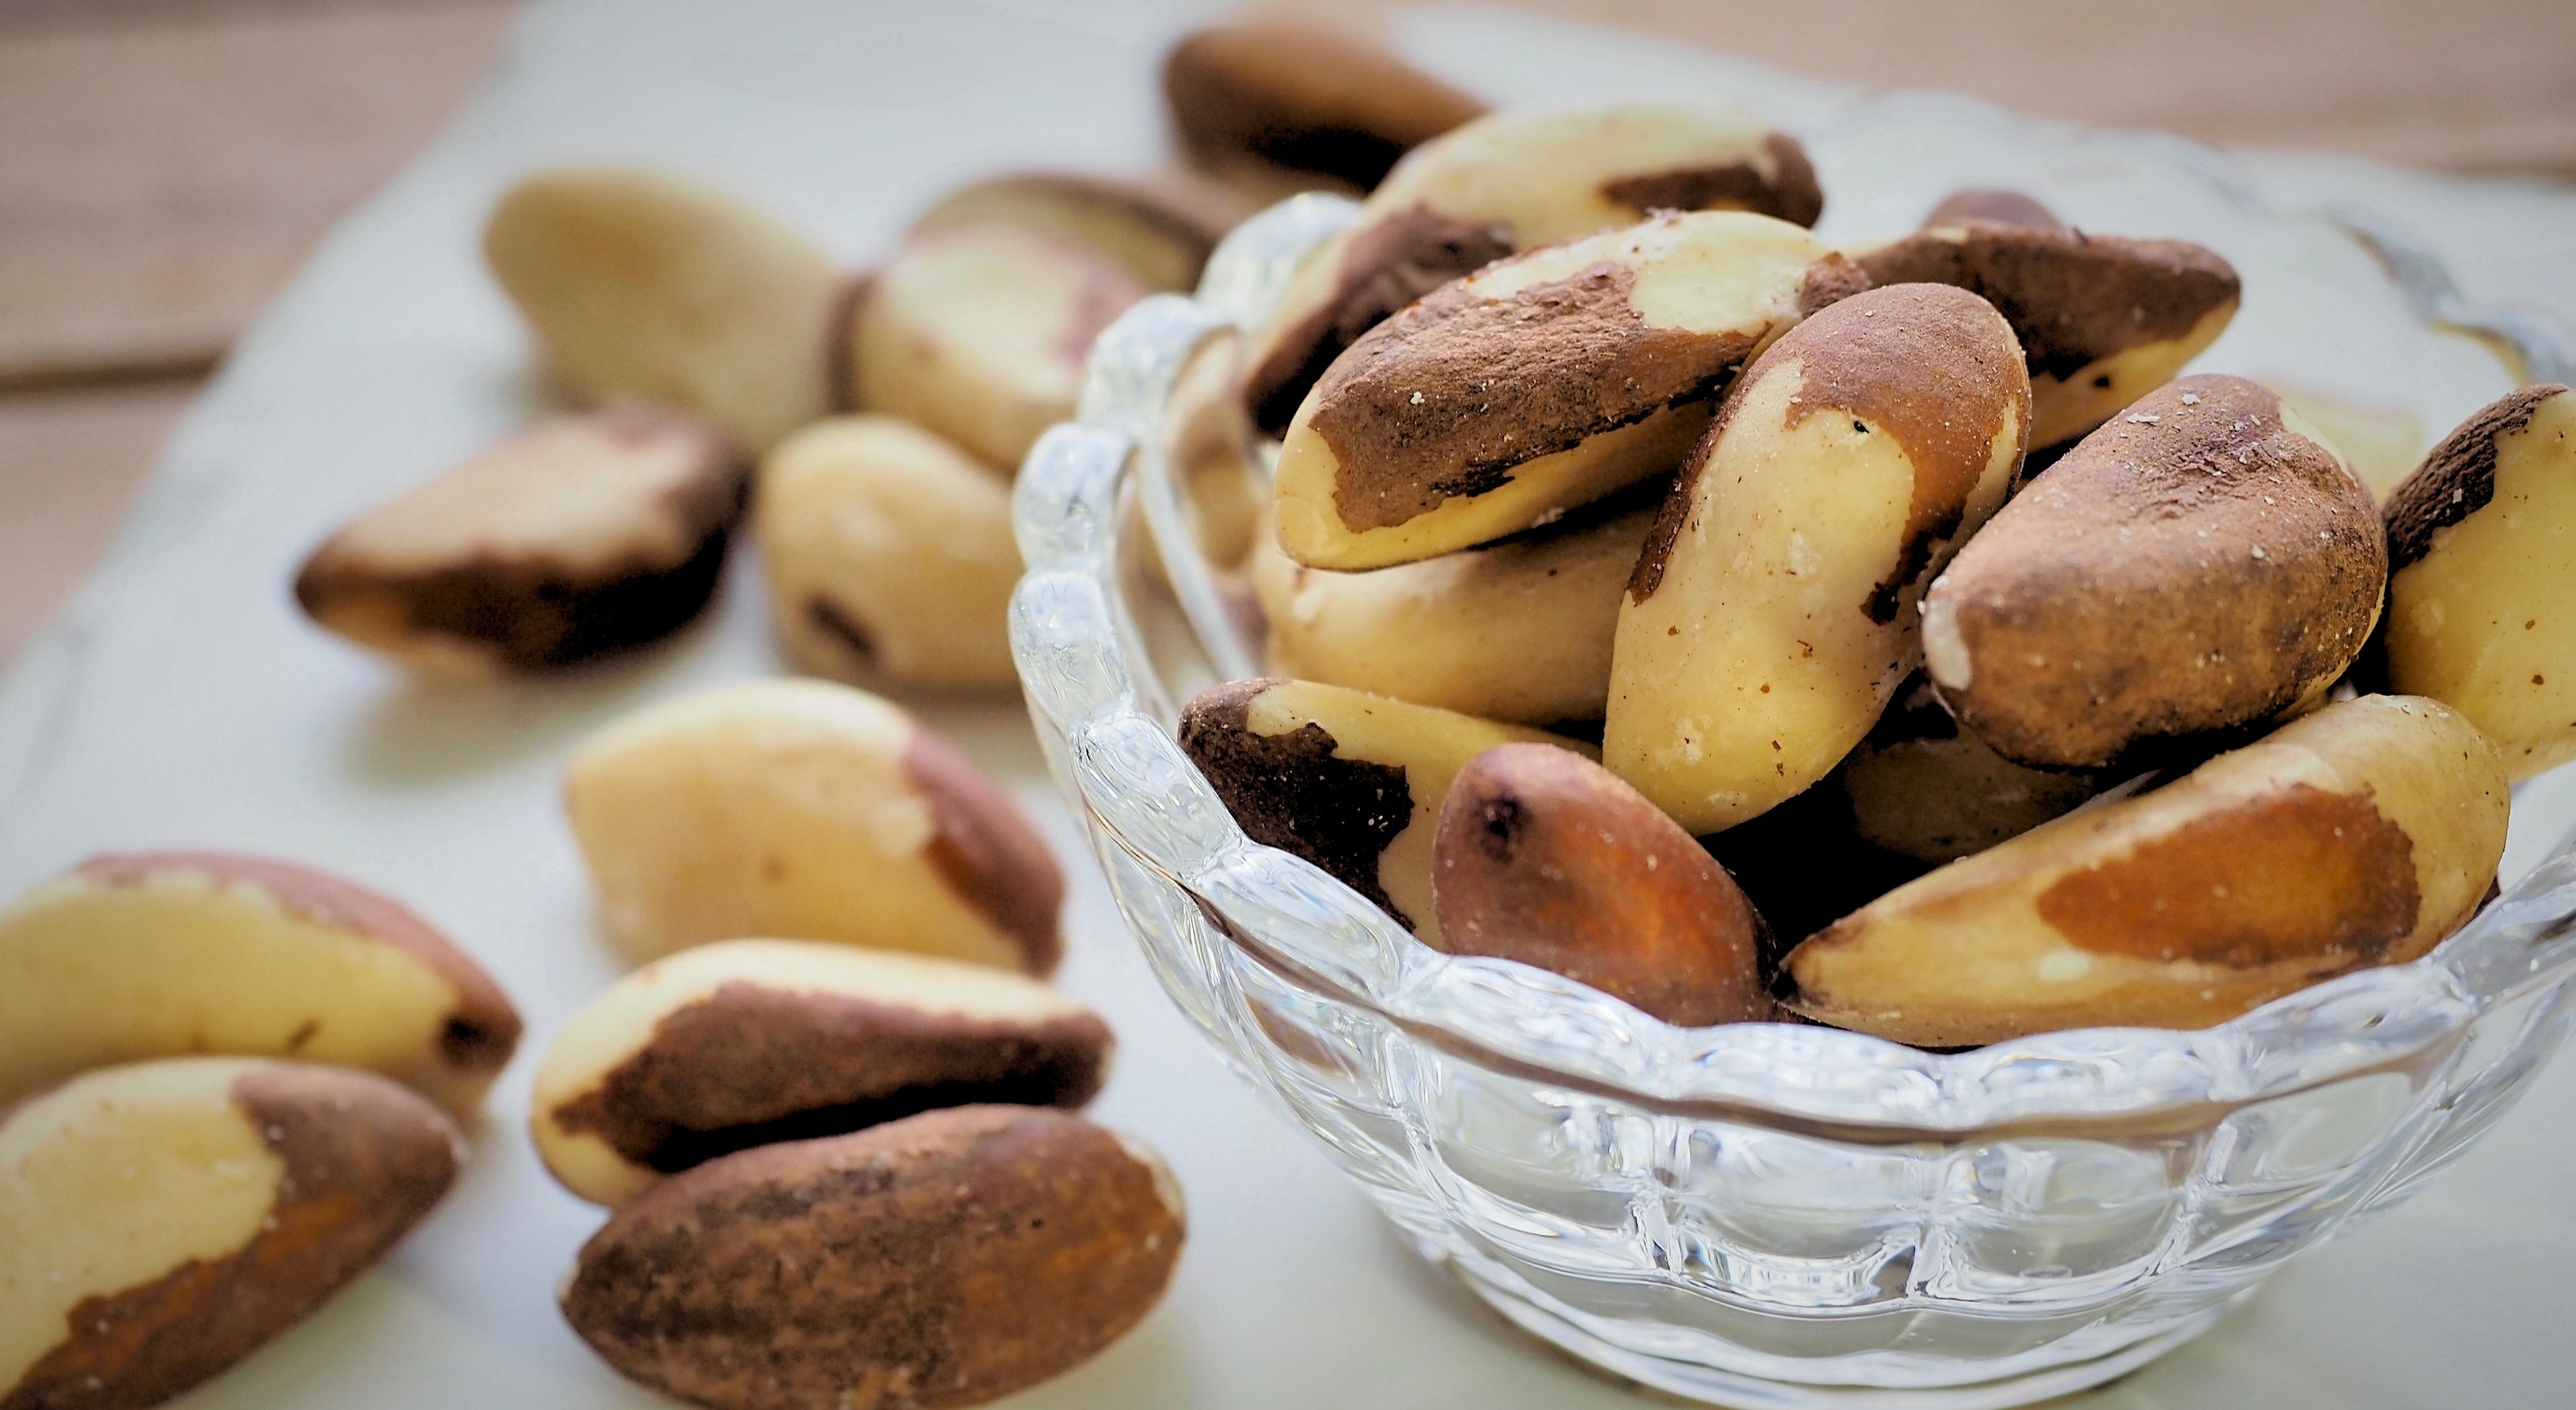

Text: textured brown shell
xmin=1161 ymin=21 xmax=1486 ymax=190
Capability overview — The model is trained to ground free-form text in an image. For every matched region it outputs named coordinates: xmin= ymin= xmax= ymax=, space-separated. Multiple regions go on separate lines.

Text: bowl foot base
xmin=1441 ymin=1253 xmax=2237 ymax=1409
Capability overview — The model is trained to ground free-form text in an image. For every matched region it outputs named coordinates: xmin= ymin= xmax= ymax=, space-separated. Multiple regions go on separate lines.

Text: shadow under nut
xmin=562 ymin=1106 xmax=1184 ymax=1410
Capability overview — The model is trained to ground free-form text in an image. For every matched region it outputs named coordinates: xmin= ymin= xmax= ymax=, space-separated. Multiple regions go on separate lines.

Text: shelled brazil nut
xmin=1921 ymin=374 xmax=2386 ymax=770
xmin=1433 ymin=744 xmax=1773 ymax=1026
xmin=296 ymin=405 xmax=746 ymax=674
xmin=1272 ymin=209 xmax=1864 ymax=569
xmin=1161 ymin=19 xmax=1487 ymax=196
xmin=1836 ymin=674 xmax=2104 ymax=864
xmin=565 ymin=679 xmax=1063 ymax=970
xmin=1 ymin=1058 xmax=462 ymax=1410
xmin=485 ymin=167 xmax=841 ymax=454
xmin=0 ymin=851 xmax=519 ymax=1114
xmin=562 ymin=1106 xmax=1184 ymax=1410
xmin=837 ymin=222 xmax=1149 ymax=470
xmin=1607 ymin=283 xmax=2030 ymax=834
xmin=1244 ymin=104 xmax=1826 ymax=432
xmin=532 ymin=940 xmax=1112 ymax=1207
xmin=2379 ymin=384 xmax=2576 ymax=778
xmin=1783 ymin=694 xmax=2508 ymax=1046
xmin=1179 ymin=678 xmax=1592 ymax=945
xmin=758 ymin=415 xmax=1023 ymax=691
xmin=1855 ymin=190 xmax=2241 ymax=450
xmin=908 ymin=169 xmax=1251 ymax=294
xmin=1251 ymin=492 xmax=1655 ymax=727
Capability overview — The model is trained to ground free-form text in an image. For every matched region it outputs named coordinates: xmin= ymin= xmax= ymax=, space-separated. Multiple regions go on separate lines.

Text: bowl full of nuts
xmin=1010 ymin=99 xmax=2576 ymax=1409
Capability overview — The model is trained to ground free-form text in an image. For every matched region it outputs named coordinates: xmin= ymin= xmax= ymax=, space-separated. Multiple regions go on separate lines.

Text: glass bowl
xmin=1007 ymin=102 xmax=2576 ymax=1409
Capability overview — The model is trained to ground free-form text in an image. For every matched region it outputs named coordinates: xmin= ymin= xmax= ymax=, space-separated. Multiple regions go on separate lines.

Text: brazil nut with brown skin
xmin=1783 ymin=694 xmax=2508 ymax=1047
xmin=1432 ymin=744 xmax=1773 ymax=1026
xmin=1921 ymin=374 xmax=2387 ymax=771
xmin=757 ymin=415 xmax=1022 ymax=691
xmin=561 ymin=1105 xmax=1184 ymax=1410
xmin=1252 ymin=494 xmax=1655 ymax=726
xmin=839 ymin=223 xmax=1147 ymax=471
xmin=1838 ymin=673 xmax=2102 ymax=864
xmin=2380 ymin=384 xmax=2576 ymax=779
xmin=1607 ymin=283 xmax=2030 ymax=834
xmin=1 ymin=1058 xmax=462 ymax=1410
xmin=1273 ymin=209 xmax=1865 ymax=570
xmin=531 ymin=940 xmax=1111 ymax=1207
xmin=1855 ymin=201 xmax=2240 ymax=449
xmin=0 ymin=851 xmax=520 ymax=1115
xmin=296 ymin=405 xmax=746 ymax=674
xmin=1245 ymin=104 xmax=1828 ymax=432
xmin=483 ymin=167 xmax=840 ymax=453
xmin=1161 ymin=19 xmax=1487 ymax=194
xmin=565 ymin=680 xmax=1064 ymax=971
xmin=1179 ymin=678 xmax=1594 ymax=945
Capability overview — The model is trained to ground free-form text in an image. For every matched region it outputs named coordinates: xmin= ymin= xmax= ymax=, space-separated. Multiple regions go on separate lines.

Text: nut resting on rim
xmin=1009 ymin=181 xmax=2576 ymax=1408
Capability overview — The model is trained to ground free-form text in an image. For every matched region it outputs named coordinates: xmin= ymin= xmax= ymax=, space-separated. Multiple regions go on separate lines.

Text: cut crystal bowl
xmin=1008 ymin=100 xmax=2576 ymax=1407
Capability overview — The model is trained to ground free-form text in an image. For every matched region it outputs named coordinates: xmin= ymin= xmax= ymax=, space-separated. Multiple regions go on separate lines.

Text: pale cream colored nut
xmin=839 ymin=224 xmax=1146 ymax=471
xmin=1245 ymin=103 xmax=1826 ymax=432
xmin=0 ymin=851 xmax=520 ymax=1116
xmin=909 ymin=169 xmax=1252 ymax=294
xmin=1784 ymin=694 xmax=2507 ymax=1047
xmin=1923 ymin=375 xmax=2386 ymax=771
xmin=1432 ymin=744 xmax=1772 ymax=1026
xmin=1161 ymin=19 xmax=1487 ymax=193
xmin=1253 ymin=496 xmax=1653 ymax=726
xmin=1178 ymin=677 xmax=1592 ymax=946
xmin=483 ymin=166 xmax=839 ymax=453
xmin=1607 ymin=283 xmax=2029 ymax=834
xmin=564 ymin=679 xmax=1064 ymax=971
xmin=295 ymin=405 xmax=745 ymax=674
xmin=1163 ymin=331 xmax=1270 ymax=571
xmin=1274 ymin=209 xmax=1864 ymax=570
xmin=1853 ymin=207 xmax=2240 ymax=449
xmin=2381 ymin=384 xmax=2576 ymax=779
xmin=757 ymin=416 xmax=1021 ymax=691
xmin=562 ymin=1105 xmax=1184 ymax=1410
xmin=1838 ymin=674 xmax=2099 ymax=864
xmin=0 ymin=1058 xmax=461 ymax=1410
xmin=531 ymin=939 xmax=1113 ymax=1208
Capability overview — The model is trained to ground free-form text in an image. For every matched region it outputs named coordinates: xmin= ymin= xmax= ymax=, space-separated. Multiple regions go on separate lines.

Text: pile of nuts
xmin=1184 ymin=99 xmax=2573 ymax=1050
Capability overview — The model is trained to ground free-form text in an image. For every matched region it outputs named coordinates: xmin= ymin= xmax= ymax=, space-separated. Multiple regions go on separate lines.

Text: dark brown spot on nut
xmin=1179 ymin=679 xmax=1415 ymax=926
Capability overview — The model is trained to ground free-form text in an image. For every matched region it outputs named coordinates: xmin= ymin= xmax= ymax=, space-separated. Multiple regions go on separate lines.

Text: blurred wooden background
xmin=3 ymin=0 xmax=2573 ymax=664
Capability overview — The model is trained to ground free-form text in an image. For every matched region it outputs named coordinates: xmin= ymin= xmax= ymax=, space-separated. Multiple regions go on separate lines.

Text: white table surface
xmin=4 ymin=3 xmax=2573 ymax=1407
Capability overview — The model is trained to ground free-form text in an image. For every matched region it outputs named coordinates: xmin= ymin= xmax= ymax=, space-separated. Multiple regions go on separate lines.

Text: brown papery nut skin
xmin=0 ymin=1059 xmax=461 ymax=1410
xmin=1856 ymin=220 xmax=2238 ymax=448
xmin=1432 ymin=744 xmax=1773 ymax=1026
xmin=1243 ymin=106 xmax=1828 ymax=434
xmin=561 ymin=1106 xmax=1184 ymax=1410
xmin=1921 ymin=189 xmax=2065 ymax=233
xmin=1782 ymin=694 xmax=2507 ymax=1047
xmin=1923 ymin=374 xmax=2386 ymax=771
xmin=295 ymin=405 xmax=746 ymax=674
xmin=0 ymin=852 xmax=521 ymax=1114
xmin=1162 ymin=20 xmax=1487 ymax=192
xmin=2379 ymin=384 xmax=2576 ymax=779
